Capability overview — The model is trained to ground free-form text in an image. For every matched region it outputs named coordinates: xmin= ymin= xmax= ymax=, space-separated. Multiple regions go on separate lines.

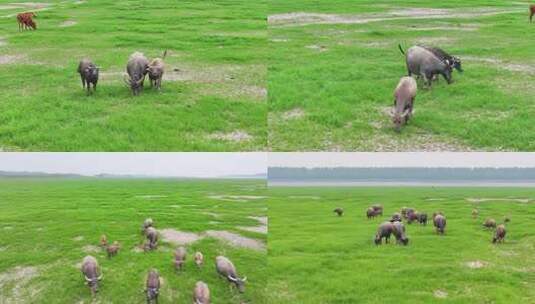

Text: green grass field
xmin=0 ymin=178 xmax=267 ymax=303
xmin=268 ymin=0 xmax=535 ymax=151
xmin=268 ymin=186 xmax=535 ymax=303
xmin=0 ymin=0 xmax=266 ymax=151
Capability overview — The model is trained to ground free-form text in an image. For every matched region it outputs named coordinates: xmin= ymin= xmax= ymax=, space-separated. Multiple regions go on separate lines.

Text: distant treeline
xmin=268 ymin=167 xmax=535 ymax=181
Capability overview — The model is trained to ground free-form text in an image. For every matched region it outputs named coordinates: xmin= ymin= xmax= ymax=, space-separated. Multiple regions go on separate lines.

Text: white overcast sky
xmin=269 ymin=153 xmax=535 ymax=168
xmin=0 ymin=153 xmax=266 ymax=177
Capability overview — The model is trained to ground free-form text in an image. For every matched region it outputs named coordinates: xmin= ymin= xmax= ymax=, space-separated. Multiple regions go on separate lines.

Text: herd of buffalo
xmin=80 ymin=218 xmax=248 ymax=303
xmin=333 ymin=204 xmax=508 ymax=246
xmin=77 ymin=50 xmax=167 ymax=96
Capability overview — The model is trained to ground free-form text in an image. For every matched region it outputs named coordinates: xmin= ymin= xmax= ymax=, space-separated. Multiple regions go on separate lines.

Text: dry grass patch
xmin=207 ymin=130 xmax=252 ymax=142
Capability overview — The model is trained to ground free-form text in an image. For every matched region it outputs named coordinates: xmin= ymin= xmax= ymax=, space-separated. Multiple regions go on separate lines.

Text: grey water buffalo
xmin=401 ymin=207 xmax=414 ymax=220
xmin=390 ymin=212 xmax=402 ymax=222
xmin=391 ymin=76 xmax=417 ymax=131
xmin=193 ymin=281 xmax=210 ymax=304
xmin=145 ymin=227 xmax=158 ymax=251
xmin=147 ymin=50 xmax=167 ymax=90
xmin=141 ymin=218 xmax=154 ymax=235
xmin=399 ymin=45 xmax=453 ymax=87
xmin=106 ymin=241 xmax=120 ymax=258
xmin=145 ymin=269 xmax=160 ymax=304
xmin=392 ymin=221 xmax=409 ymax=245
xmin=483 ymin=218 xmax=497 ymax=229
xmin=371 ymin=204 xmax=383 ymax=216
xmin=77 ymin=59 xmax=99 ymax=95
xmin=215 ymin=256 xmax=247 ymax=293
xmin=81 ymin=255 xmax=102 ymax=296
xmin=406 ymin=210 xmax=418 ymax=224
xmin=374 ymin=222 xmax=394 ymax=245
xmin=493 ymin=224 xmax=506 ymax=243
xmin=174 ymin=246 xmax=187 ymax=271
xmin=433 ymin=213 xmax=446 ymax=235
xmin=125 ymin=52 xmax=149 ymax=96
xmin=333 ymin=207 xmax=344 ymax=216
xmin=422 ymin=46 xmax=463 ymax=74
xmin=367 ymin=207 xmax=380 ymax=219
xmin=195 ymin=251 xmax=204 ymax=268
xmin=417 ymin=213 xmax=427 ymax=225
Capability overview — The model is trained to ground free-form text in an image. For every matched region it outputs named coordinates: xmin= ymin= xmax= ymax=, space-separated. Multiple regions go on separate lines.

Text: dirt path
xmin=269 ymin=7 xmax=523 ymax=27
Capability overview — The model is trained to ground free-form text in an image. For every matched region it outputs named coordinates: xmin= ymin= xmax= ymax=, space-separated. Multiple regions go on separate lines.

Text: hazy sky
xmin=269 ymin=153 xmax=535 ymax=168
xmin=0 ymin=153 xmax=266 ymax=177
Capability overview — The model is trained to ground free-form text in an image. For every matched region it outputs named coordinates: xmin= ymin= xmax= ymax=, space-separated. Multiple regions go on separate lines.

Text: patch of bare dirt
xmin=207 ymin=131 xmax=252 ymax=142
xmin=305 ymin=44 xmax=328 ymax=52
xmin=135 ymin=195 xmax=168 ymax=199
xmin=434 ymin=289 xmax=448 ymax=299
xmin=463 ymin=56 xmax=535 ymax=75
xmin=207 ymin=195 xmax=266 ymax=202
xmin=131 ymin=245 xmax=144 ymax=253
xmin=59 ymin=20 xmax=77 ymax=27
xmin=73 ymin=236 xmax=84 ymax=241
xmin=414 ymin=36 xmax=457 ymax=45
xmin=271 ymin=38 xmax=289 ymax=42
xmin=205 ymin=230 xmax=266 ymax=251
xmin=466 ymin=198 xmax=531 ymax=203
xmin=82 ymin=245 xmax=100 ymax=253
xmin=0 ymin=266 xmax=39 ymax=303
xmin=269 ymin=8 xmax=523 ymax=27
xmin=237 ymin=216 xmax=268 ymax=234
xmin=406 ymin=25 xmax=479 ymax=32
xmin=282 ymin=108 xmax=305 ymax=120
xmin=0 ymin=55 xmax=25 ymax=65
xmin=288 ymin=195 xmax=321 ymax=200
xmin=160 ymin=229 xmax=203 ymax=245
xmin=466 ymin=260 xmax=488 ymax=269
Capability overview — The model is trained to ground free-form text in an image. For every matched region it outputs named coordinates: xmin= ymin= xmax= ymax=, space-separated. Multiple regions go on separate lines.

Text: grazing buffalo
xmin=106 ymin=241 xmax=120 ymax=258
xmin=215 ymin=256 xmax=247 ymax=293
xmin=371 ymin=204 xmax=383 ymax=215
xmin=195 ymin=251 xmax=204 ymax=268
xmin=77 ymin=59 xmax=99 ymax=95
xmin=391 ymin=76 xmax=417 ymax=131
xmin=433 ymin=213 xmax=446 ymax=235
xmin=145 ymin=269 xmax=160 ymax=304
xmin=399 ymin=45 xmax=453 ymax=87
xmin=493 ymin=224 xmax=506 ymax=244
xmin=374 ymin=222 xmax=394 ymax=245
xmin=390 ymin=212 xmax=402 ymax=222
xmin=81 ymin=255 xmax=102 ymax=296
xmin=125 ymin=52 xmax=149 ymax=96
xmin=333 ymin=207 xmax=344 ymax=216
xmin=141 ymin=218 xmax=154 ymax=235
xmin=483 ymin=218 xmax=497 ymax=229
xmin=417 ymin=212 xmax=427 ymax=226
xmin=406 ymin=210 xmax=418 ymax=224
xmin=193 ymin=281 xmax=210 ymax=304
xmin=145 ymin=227 xmax=158 ymax=251
xmin=421 ymin=46 xmax=463 ymax=74
xmin=401 ymin=207 xmax=414 ymax=220
xmin=366 ymin=207 xmax=380 ymax=219
xmin=147 ymin=50 xmax=167 ymax=90
xmin=174 ymin=246 xmax=187 ymax=271
xmin=392 ymin=221 xmax=409 ymax=245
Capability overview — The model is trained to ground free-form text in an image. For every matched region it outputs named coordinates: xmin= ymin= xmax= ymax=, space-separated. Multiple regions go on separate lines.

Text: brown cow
xmin=17 ymin=12 xmax=36 ymax=31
